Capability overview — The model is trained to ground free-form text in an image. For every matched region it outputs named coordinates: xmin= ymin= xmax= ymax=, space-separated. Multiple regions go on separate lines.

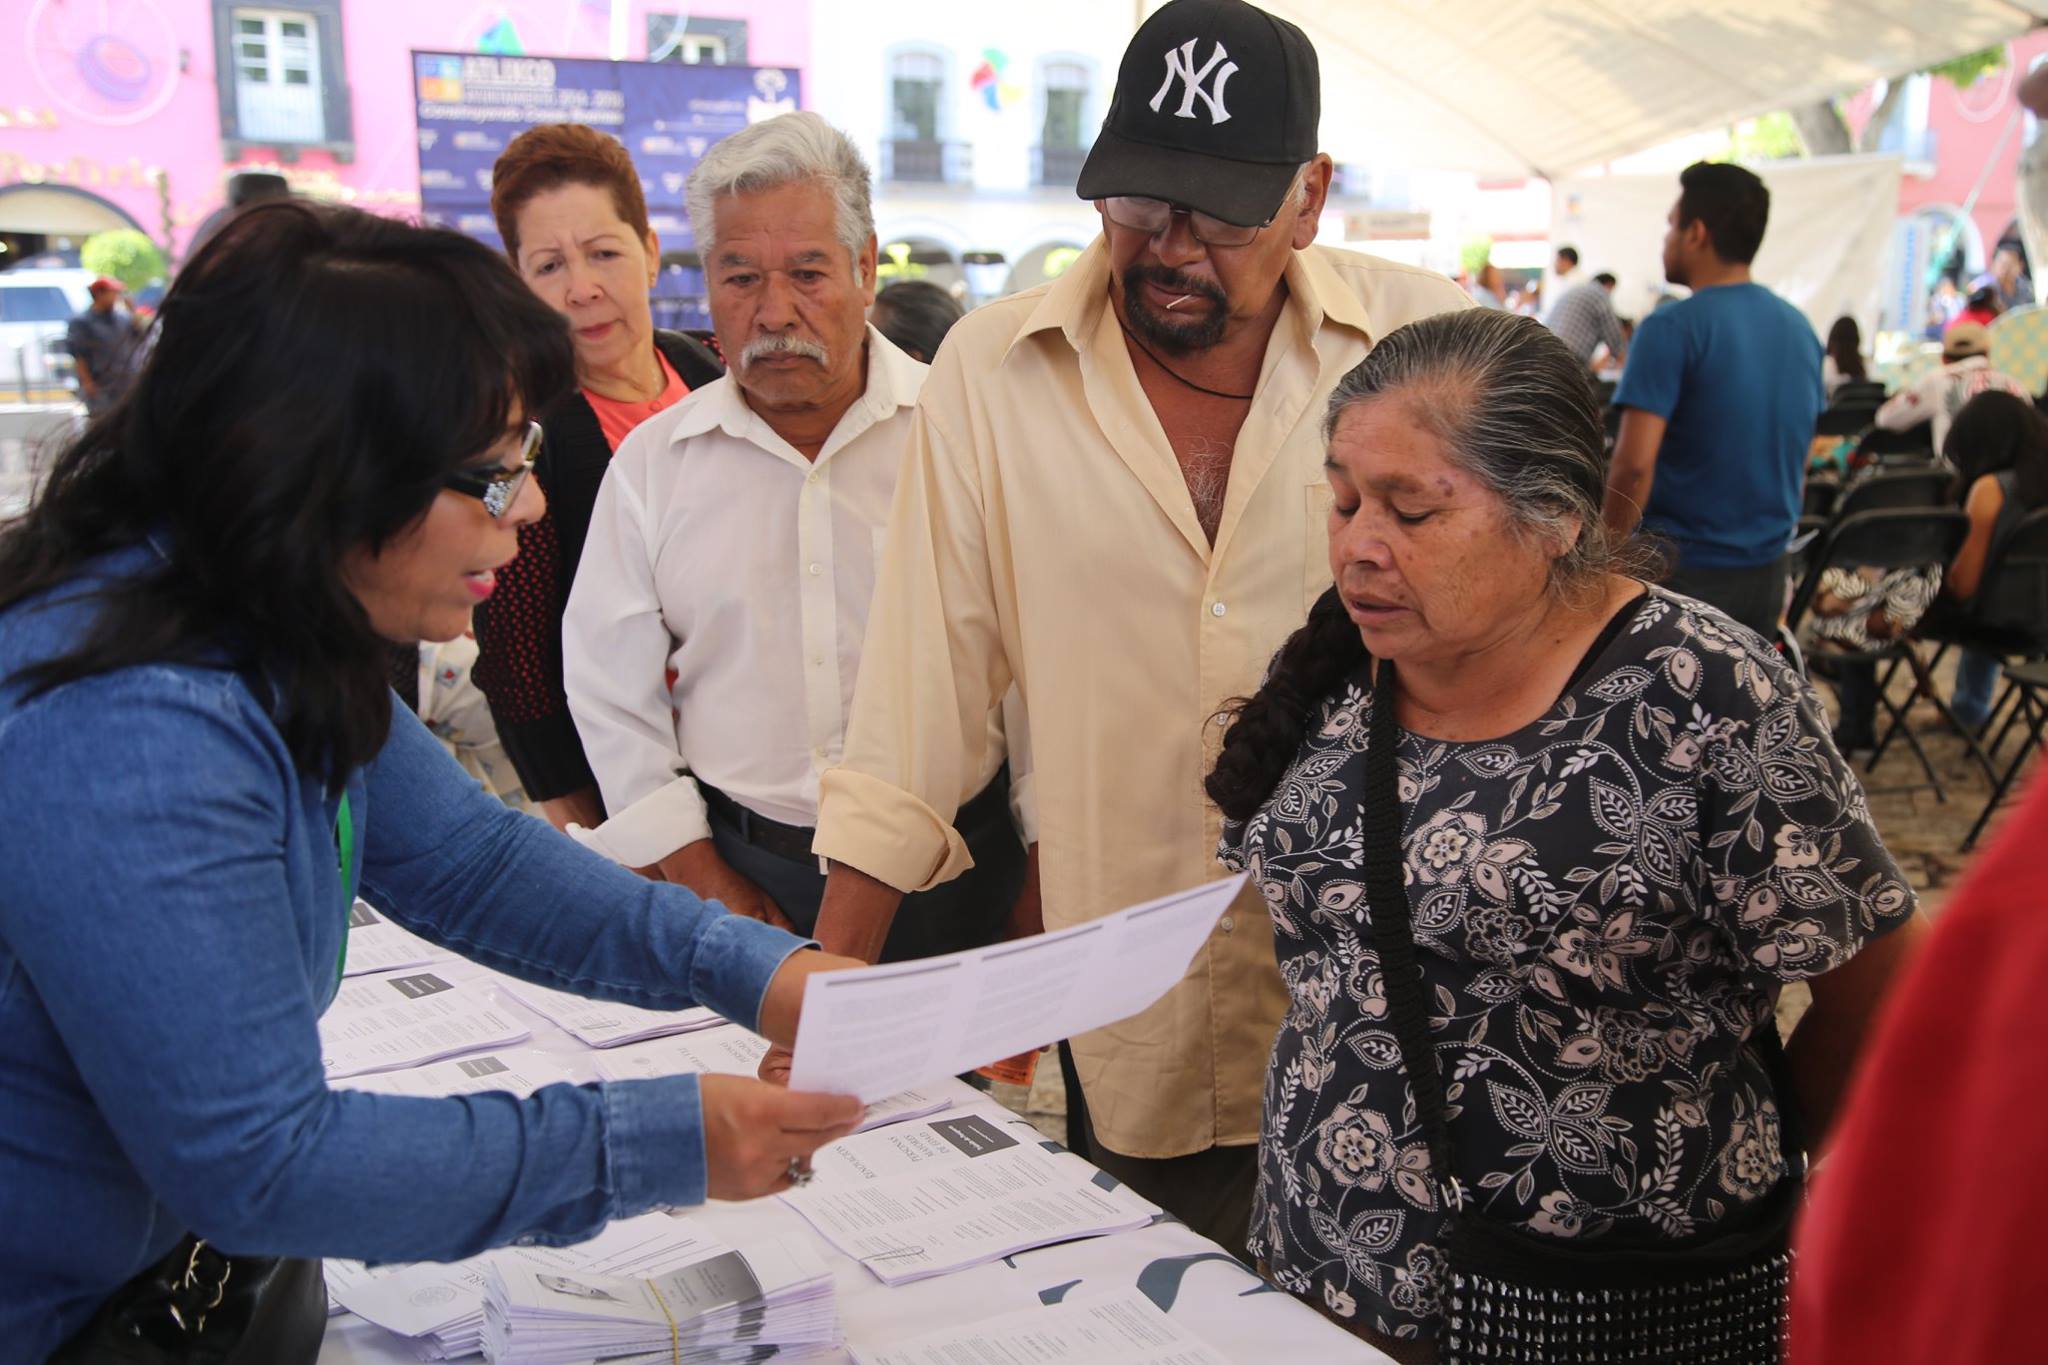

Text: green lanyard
xmin=334 ymin=791 xmax=355 ymax=986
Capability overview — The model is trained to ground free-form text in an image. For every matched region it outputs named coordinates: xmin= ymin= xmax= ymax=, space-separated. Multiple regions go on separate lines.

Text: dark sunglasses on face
xmin=1101 ymin=196 xmax=1281 ymax=248
xmin=443 ymin=420 xmax=542 ymax=519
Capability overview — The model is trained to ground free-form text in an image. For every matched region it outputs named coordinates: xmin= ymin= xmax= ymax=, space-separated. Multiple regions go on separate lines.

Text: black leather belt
xmin=702 ymin=769 xmax=1012 ymax=867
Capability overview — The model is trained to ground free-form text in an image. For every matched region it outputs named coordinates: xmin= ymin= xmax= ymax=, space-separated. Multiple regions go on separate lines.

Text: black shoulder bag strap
xmin=1358 ymin=658 xmax=1461 ymax=1204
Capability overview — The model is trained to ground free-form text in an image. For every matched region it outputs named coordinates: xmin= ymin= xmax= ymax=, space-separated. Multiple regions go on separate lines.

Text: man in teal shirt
xmin=1604 ymin=161 xmax=1824 ymax=639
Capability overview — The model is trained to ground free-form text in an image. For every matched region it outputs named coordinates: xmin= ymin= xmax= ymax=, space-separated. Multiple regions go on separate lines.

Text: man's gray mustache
xmin=742 ymin=335 xmax=829 ymax=367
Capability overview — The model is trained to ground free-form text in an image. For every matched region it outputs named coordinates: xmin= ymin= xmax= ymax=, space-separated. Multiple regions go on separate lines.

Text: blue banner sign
xmin=412 ymin=51 xmax=800 ymax=252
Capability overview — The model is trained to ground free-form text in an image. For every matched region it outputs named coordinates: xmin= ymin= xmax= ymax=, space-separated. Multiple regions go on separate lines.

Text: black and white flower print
xmin=1221 ymin=589 xmax=1914 ymax=1343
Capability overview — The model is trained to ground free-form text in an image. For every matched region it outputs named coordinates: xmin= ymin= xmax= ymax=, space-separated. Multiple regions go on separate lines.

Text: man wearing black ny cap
xmin=795 ymin=0 xmax=1471 ymax=1251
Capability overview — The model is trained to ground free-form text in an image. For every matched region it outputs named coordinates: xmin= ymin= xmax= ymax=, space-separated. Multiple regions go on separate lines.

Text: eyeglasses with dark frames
xmin=1100 ymin=197 xmax=1274 ymax=247
xmin=443 ymin=420 xmax=542 ymax=519
xmin=1100 ymin=173 xmax=1305 ymax=249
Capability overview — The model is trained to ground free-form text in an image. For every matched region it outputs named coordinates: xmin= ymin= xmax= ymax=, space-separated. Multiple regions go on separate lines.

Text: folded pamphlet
xmin=783 ymin=1113 xmax=1160 ymax=1284
xmin=853 ymin=1290 xmax=1230 ymax=1365
xmin=320 ymin=971 xmax=531 ymax=1078
xmin=789 ymin=875 xmax=1246 ymax=1103
xmin=342 ymin=899 xmax=452 ymax=977
xmin=500 ymin=979 xmax=724 ymax=1049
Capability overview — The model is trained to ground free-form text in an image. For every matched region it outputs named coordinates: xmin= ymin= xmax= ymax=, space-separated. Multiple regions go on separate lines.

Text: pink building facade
xmin=1 ymin=0 xmax=810 ymax=262
xmin=1843 ymin=32 xmax=2048 ymax=331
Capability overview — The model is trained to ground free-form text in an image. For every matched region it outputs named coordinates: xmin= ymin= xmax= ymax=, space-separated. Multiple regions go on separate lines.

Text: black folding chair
xmin=1854 ymin=421 xmax=1935 ymax=463
xmin=1788 ymin=508 xmax=1972 ymax=798
xmin=1964 ymin=659 xmax=2048 ymax=849
xmin=1832 ymin=468 xmax=1953 ymax=518
xmin=1802 ymin=476 xmax=1841 ymax=519
xmin=1814 ymin=404 xmax=1880 ymax=439
xmin=1872 ymin=508 xmax=2048 ymax=786
xmin=1833 ymin=380 xmax=1888 ymax=407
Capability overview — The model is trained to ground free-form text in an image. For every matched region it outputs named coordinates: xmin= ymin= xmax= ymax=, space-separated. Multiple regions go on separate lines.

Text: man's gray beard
xmin=1120 ymin=266 xmax=1227 ymax=355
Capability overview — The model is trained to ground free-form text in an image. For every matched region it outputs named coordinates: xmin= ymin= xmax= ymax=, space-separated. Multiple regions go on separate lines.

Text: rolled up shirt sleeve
xmin=814 ymin=387 xmax=1013 ymax=892
xmin=0 ymin=670 xmax=806 ymax=1265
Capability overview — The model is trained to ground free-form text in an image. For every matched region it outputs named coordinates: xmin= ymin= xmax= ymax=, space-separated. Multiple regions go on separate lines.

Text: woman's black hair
xmin=1205 ymin=309 xmax=1623 ymax=824
xmin=1825 ymin=316 xmax=1866 ymax=383
xmin=871 ymin=280 xmax=965 ymax=364
xmin=0 ymin=199 xmax=574 ymax=786
xmin=1945 ymin=389 xmax=2048 ymax=512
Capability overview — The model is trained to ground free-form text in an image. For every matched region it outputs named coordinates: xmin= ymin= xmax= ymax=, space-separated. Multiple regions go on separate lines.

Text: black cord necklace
xmin=1118 ymin=321 xmax=1255 ymax=402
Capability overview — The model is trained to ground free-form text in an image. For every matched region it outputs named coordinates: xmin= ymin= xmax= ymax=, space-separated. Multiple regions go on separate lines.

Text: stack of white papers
xmin=594 ymin=1025 xmax=953 ymax=1132
xmin=500 ymin=979 xmax=724 ymax=1049
xmin=333 ymin=1050 xmax=575 ymax=1100
xmin=320 ymin=971 xmax=531 ymax=1078
xmin=342 ymin=899 xmax=452 ymax=977
xmin=783 ymin=1113 xmax=1159 ymax=1284
xmin=789 ymin=875 xmax=1245 ymax=1102
xmin=853 ymin=1291 xmax=1230 ymax=1365
xmin=326 ymin=1213 xmax=724 ymax=1359
xmin=481 ymin=1236 xmax=838 ymax=1364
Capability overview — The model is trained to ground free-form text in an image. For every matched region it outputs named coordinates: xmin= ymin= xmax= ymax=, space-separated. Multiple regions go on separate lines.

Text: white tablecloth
xmin=313 ymin=960 xmax=1390 ymax=1363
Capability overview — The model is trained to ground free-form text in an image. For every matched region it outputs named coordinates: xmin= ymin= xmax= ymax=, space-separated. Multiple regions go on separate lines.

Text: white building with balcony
xmin=806 ymin=1 xmax=1132 ymax=298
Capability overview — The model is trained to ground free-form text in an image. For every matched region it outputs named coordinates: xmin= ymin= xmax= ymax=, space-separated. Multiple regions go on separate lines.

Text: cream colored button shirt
xmin=815 ymin=239 xmax=1472 ymax=1158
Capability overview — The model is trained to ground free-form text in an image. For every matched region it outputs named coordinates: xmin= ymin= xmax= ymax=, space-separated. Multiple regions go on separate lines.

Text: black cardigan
xmin=474 ymin=328 xmax=723 ymax=803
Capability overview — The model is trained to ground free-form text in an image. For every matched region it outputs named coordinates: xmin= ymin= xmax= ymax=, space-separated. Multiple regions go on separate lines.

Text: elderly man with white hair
xmin=563 ymin=112 xmax=1029 ymax=960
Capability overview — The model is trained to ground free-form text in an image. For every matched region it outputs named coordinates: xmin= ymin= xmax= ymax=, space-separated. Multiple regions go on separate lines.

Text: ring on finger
xmin=786 ymin=1156 xmax=814 ymax=1188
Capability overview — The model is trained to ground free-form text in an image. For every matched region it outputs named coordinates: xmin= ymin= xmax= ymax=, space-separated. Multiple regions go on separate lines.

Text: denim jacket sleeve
xmin=0 ymin=667 xmax=805 ymax=1264
xmin=360 ymin=699 xmax=808 ymax=1029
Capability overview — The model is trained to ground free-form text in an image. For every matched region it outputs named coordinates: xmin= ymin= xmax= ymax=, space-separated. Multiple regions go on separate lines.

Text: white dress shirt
xmin=563 ymin=325 xmax=1018 ymax=868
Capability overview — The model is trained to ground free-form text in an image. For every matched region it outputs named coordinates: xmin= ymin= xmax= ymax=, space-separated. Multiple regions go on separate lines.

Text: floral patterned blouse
xmin=1218 ymin=588 xmax=1913 ymax=1344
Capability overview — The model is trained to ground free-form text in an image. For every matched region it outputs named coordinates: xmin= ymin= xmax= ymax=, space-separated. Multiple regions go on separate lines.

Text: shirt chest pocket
xmin=1303 ymin=483 xmax=1336 ymax=614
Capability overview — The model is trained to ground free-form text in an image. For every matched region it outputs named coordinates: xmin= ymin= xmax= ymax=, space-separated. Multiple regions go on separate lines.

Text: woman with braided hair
xmin=1206 ymin=308 xmax=1921 ymax=1361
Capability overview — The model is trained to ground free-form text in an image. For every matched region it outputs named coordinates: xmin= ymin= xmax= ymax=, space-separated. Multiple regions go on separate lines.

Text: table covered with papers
xmin=313 ymin=907 xmax=1390 ymax=1364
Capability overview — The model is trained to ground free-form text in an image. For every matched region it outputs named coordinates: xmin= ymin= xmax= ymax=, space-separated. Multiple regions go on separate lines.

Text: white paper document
xmin=319 ymin=971 xmax=531 ymax=1079
xmin=340 ymin=899 xmax=451 ymax=977
xmin=325 ymin=1211 xmax=723 ymax=1358
xmin=789 ymin=874 xmax=1246 ymax=1102
xmin=781 ymin=1113 xmax=1160 ymax=1284
xmin=500 ymin=978 xmax=724 ymax=1049
xmin=595 ymin=1025 xmax=952 ymax=1132
xmin=332 ymin=1050 xmax=575 ymax=1100
xmin=853 ymin=1291 xmax=1230 ymax=1365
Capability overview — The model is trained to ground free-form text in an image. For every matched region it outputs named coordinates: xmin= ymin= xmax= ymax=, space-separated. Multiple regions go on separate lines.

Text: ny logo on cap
xmin=1149 ymin=38 xmax=1238 ymax=124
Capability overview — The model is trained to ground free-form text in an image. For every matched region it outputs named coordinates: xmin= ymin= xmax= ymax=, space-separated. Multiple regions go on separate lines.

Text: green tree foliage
xmin=1926 ymin=46 xmax=2006 ymax=93
xmin=1725 ymin=112 xmax=1806 ymax=163
xmin=80 ymin=230 xmax=167 ymax=293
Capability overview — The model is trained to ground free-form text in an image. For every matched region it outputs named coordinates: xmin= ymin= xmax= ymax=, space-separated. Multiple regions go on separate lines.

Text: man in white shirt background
xmin=1873 ymin=322 xmax=2031 ymax=455
xmin=562 ymin=112 xmax=1029 ymax=959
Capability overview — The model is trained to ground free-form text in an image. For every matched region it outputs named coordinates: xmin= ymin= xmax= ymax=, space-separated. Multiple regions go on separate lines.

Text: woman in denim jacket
xmin=0 ymin=201 xmax=863 ymax=1362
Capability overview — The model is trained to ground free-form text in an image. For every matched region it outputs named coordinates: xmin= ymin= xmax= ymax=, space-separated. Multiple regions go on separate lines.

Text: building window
xmin=211 ymin=0 xmax=351 ymax=156
xmin=1036 ymin=60 xmax=1090 ymax=185
xmin=232 ymin=10 xmax=323 ymax=143
xmin=647 ymin=15 xmax=749 ymax=66
xmin=1042 ymin=62 xmax=1088 ymax=151
xmin=885 ymin=49 xmax=964 ymax=183
xmin=890 ymin=51 xmax=944 ymax=144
